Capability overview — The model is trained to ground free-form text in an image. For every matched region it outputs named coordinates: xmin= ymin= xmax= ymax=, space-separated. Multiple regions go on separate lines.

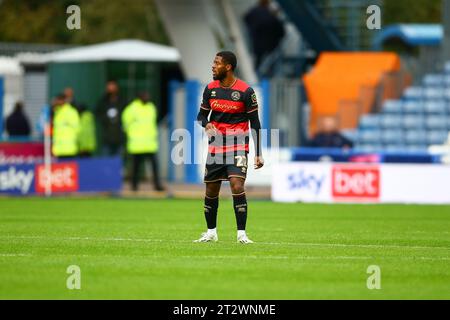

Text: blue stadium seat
xmin=427 ymin=130 xmax=449 ymax=145
xmin=403 ymin=101 xmax=424 ymax=114
xmin=354 ymin=144 xmax=383 ymax=153
xmin=445 ymin=88 xmax=450 ymax=100
xmin=424 ymin=101 xmax=447 ymax=115
xmin=382 ymin=129 xmax=404 ymax=144
xmin=405 ymin=130 xmax=428 ymax=145
xmin=423 ymin=74 xmax=445 ymax=87
xmin=380 ymin=114 xmax=403 ymax=128
xmin=382 ymin=100 xmax=402 ymax=114
xmin=424 ymin=88 xmax=446 ymax=99
xmin=444 ymin=75 xmax=450 ymax=87
xmin=402 ymin=115 xmax=425 ymax=129
xmin=341 ymin=130 xmax=358 ymax=143
xmin=425 ymin=116 xmax=448 ymax=130
xmin=406 ymin=145 xmax=429 ymax=153
xmin=403 ymin=87 xmax=423 ymax=100
xmin=445 ymin=61 xmax=450 ymax=74
xmin=359 ymin=115 xmax=380 ymax=130
xmin=358 ymin=130 xmax=382 ymax=144
xmin=384 ymin=144 xmax=406 ymax=153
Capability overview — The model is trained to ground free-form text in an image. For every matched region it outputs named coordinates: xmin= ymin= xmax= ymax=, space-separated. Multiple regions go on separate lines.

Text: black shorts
xmin=204 ymin=152 xmax=248 ymax=183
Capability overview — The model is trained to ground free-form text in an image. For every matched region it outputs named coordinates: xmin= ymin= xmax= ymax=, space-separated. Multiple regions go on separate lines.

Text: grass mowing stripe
xmin=1 ymin=235 xmax=449 ymax=251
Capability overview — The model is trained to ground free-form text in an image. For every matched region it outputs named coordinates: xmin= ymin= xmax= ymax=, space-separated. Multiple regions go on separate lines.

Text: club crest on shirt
xmin=231 ymin=91 xmax=241 ymax=101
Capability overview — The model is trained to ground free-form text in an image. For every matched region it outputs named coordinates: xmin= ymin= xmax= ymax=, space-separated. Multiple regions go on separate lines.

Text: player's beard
xmin=213 ymin=71 xmax=226 ymax=81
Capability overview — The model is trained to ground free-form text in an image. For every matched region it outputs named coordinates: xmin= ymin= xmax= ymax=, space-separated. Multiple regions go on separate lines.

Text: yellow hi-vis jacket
xmin=122 ymin=99 xmax=158 ymax=154
xmin=52 ymin=103 xmax=80 ymax=157
xmin=78 ymin=110 xmax=97 ymax=153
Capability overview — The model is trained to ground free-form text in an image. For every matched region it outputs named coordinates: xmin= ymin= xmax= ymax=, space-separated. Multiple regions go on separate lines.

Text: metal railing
xmin=269 ymin=78 xmax=305 ymax=147
xmin=315 ymin=0 xmax=383 ymax=51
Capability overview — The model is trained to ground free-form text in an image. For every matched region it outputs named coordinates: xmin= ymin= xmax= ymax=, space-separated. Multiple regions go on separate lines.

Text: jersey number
xmin=235 ymin=156 xmax=247 ymax=168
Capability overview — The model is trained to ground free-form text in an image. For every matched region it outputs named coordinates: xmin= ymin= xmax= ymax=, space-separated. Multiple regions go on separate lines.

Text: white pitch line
xmin=257 ymin=241 xmax=450 ymax=251
xmin=0 ymin=253 xmax=32 ymax=257
xmin=0 ymin=235 xmax=449 ymax=251
xmin=173 ymin=255 xmax=450 ymax=261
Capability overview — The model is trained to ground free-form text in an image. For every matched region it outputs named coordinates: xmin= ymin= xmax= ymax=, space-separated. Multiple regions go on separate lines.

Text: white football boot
xmin=237 ymin=232 xmax=254 ymax=244
xmin=193 ymin=231 xmax=218 ymax=243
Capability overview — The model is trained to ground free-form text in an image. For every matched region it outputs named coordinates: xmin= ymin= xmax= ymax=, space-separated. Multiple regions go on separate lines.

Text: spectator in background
xmin=309 ymin=116 xmax=354 ymax=149
xmin=122 ymin=92 xmax=164 ymax=192
xmin=244 ymin=0 xmax=285 ymax=71
xmin=78 ymin=104 xmax=97 ymax=157
xmin=52 ymin=93 xmax=80 ymax=159
xmin=96 ymin=80 xmax=125 ymax=156
xmin=6 ymin=101 xmax=31 ymax=138
xmin=64 ymin=87 xmax=80 ymax=111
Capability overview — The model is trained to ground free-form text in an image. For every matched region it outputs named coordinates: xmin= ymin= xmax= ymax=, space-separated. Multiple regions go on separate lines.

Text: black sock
xmin=204 ymin=196 xmax=219 ymax=229
xmin=233 ymin=193 xmax=247 ymax=231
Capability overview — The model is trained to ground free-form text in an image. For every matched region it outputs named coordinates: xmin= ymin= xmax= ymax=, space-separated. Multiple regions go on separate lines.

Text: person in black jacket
xmin=309 ymin=117 xmax=353 ymax=149
xmin=5 ymin=101 xmax=31 ymax=138
xmin=244 ymin=0 xmax=285 ymax=70
xmin=95 ymin=80 xmax=126 ymax=156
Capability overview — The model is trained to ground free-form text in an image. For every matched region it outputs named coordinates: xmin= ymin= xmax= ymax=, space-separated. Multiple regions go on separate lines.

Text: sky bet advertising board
xmin=0 ymin=158 xmax=122 ymax=195
xmin=272 ymin=162 xmax=450 ymax=204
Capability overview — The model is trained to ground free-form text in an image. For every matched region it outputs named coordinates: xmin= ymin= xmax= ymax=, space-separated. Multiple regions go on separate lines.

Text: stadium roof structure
xmin=0 ymin=56 xmax=23 ymax=74
xmin=45 ymin=39 xmax=181 ymax=63
xmin=373 ymin=24 xmax=443 ymax=50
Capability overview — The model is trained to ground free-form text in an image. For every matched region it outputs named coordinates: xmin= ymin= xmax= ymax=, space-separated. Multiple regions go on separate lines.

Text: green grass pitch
xmin=0 ymin=198 xmax=449 ymax=299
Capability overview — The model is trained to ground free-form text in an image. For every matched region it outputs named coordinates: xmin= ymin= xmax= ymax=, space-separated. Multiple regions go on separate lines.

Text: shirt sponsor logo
xmin=210 ymin=99 xmax=242 ymax=112
xmin=332 ymin=166 xmax=380 ymax=199
xmin=35 ymin=162 xmax=79 ymax=193
xmin=0 ymin=167 xmax=34 ymax=194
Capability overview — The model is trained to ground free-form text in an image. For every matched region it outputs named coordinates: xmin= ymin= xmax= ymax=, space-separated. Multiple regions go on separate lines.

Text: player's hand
xmin=254 ymin=156 xmax=264 ymax=169
xmin=205 ymin=123 xmax=217 ymax=137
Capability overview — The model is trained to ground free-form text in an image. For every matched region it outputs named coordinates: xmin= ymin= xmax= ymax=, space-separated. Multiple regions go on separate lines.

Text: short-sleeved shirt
xmin=201 ymin=79 xmax=258 ymax=154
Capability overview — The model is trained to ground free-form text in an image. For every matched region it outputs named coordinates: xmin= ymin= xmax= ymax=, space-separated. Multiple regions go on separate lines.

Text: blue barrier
xmin=185 ymin=80 xmax=201 ymax=184
xmin=290 ymin=147 xmax=440 ymax=164
xmin=0 ymin=157 xmax=122 ymax=195
xmin=261 ymin=79 xmax=271 ymax=146
xmin=167 ymin=80 xmax=181 ymax=183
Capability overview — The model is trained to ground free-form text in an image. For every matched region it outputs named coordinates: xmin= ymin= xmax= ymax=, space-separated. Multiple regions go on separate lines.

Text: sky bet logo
xmin=332 ymin=166 xmax=380 ymax=200
xmin=288 ymin=170 xmax=325 ymax=195
xmin=35 ymin=163 xmax=79 ymax=194
xmin=0 ymin=167 xmax=34 ymax=194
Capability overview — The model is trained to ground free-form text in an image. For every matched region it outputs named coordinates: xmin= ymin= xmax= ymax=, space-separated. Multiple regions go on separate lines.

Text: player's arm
xmin=197 ymin=86 xmax=217 ymax=136
xmin=197 ymin=107 xmax=210 ymax=128
xmin=245 ymin=88 xmax=264 ymax=169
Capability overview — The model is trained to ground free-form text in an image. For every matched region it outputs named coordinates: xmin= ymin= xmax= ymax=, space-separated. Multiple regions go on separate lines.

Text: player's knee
xmin=230 ymin=180 xmax=245 ymax=194
xmin=206 ymin=183 xmax=220 ymax=198
xmin=206 ymin=191 xmax=219 ymax=198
